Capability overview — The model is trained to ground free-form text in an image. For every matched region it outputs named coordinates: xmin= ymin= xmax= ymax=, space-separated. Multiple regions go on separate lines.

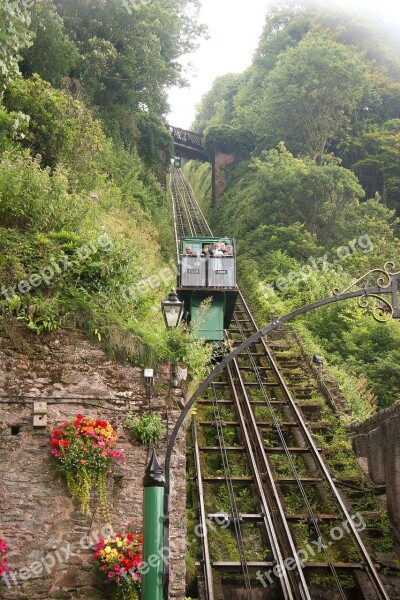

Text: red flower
xmin=76 ymin=414 xmax=84 ymax=421
xmin=50 ymin=438 xmax=60 ymax=447
xmin=60 ymin=440 xmax=69 ymax=448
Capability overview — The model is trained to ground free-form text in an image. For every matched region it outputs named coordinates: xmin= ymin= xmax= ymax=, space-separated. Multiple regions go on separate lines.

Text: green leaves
xmin=0 ymin=0 xmax=32 ymax=89
xmin=251 ymin=31 xmax=371 ymax=161
xmin=124 ymin=412 xmax=165 ymax=446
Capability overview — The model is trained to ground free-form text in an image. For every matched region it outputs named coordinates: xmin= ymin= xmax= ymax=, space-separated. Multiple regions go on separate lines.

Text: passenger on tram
xmin=213 ymin=243 xmax=224 ymax=256
xmin=201 ymin=244 xmax=214 ymax=258
xmin=185 ymin=245 xmax=197 ymax=257
xmin=219 ymin=242 xmax=226 ymax=254
xmin=225 ymin=244 xmax=233 ymax=256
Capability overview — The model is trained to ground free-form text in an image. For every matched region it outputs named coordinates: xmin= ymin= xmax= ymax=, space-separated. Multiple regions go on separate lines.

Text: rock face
xmin=0 ymin=324 xmax=186 ymax=599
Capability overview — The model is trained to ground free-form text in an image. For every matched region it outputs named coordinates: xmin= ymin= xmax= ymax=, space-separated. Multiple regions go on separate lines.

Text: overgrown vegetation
xmin=0 ymin=0 xmax=210 ymax=380
xmin=186 ymin=0 xmax=400 ymax=412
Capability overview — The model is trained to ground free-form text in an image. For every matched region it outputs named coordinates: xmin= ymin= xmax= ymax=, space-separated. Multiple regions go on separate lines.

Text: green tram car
xmin=177 ymin=237 xmax=238 ymax=342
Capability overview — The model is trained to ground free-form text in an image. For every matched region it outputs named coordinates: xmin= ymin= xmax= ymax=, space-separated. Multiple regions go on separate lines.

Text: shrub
xmin=124 ymin=412 xmax=165 ymax=446
xmin=0 ymin=151 xmax=87 ymax=232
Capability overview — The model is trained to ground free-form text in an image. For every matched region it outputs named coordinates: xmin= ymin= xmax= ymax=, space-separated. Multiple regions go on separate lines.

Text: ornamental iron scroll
xmin=333 ymin=262 xmax=400 ymax=322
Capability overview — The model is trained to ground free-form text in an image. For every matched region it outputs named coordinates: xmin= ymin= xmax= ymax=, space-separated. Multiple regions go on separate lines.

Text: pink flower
xmin=52 ymin=449 xmax=61 ymax=457
xmin=101 ymin=565 xmax=107 ymax=571
xmin=108 ymin=571 xmax=114 ymax=578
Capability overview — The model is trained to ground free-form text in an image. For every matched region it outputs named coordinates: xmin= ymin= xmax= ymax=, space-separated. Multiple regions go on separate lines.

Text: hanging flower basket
xmin=94 ymin=533 xmax=143 ymax=600
xmin=0 ymin=537 xmax=10 ymax=585
xmin=50 ymin=414 xmax=124 ymax=518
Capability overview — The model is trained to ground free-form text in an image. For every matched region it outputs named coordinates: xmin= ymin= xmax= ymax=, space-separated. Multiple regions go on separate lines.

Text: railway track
xmin=169 ymin=166 xmax=392 ymax=600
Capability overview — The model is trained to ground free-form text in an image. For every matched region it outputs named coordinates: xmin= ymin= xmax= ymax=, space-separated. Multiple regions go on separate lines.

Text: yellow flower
xmin=117 ymin=541 xmax=122 ymax=548
xmin=105 ymin=546 xmax=111 ymax=554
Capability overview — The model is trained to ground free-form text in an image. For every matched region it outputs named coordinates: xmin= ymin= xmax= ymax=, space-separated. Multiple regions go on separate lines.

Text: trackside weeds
xmin=1 ymin=525 xmax=114 ymax=588
xmin=256 ymin=512 xmax=367 ymax=587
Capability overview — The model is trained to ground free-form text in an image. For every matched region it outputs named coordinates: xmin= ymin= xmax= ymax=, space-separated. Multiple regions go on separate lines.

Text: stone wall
xmin=0 ymin=323 xmax=186 ymax=599
xmin=351 ymin=401 xmax=400 ymax=532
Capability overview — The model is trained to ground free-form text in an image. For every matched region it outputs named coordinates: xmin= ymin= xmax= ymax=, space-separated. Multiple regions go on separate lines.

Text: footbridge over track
xmin=167 ymin=125 xmax=209 ymax=162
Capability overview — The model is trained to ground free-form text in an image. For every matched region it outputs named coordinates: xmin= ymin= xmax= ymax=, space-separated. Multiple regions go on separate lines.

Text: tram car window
xmin=174 ymin=157 xmax=182 ymax=168
xmin=179 ymin=237 xmax=236 ymax=289
xmin=177 ymin=237 xmax=238 ymax=343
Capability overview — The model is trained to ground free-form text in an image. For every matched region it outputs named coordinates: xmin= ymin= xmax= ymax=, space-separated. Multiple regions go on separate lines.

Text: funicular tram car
xmin=177 ymin=237 xmax=239 ymax=342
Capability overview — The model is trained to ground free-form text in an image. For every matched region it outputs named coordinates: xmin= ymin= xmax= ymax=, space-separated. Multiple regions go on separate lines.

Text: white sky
xmin=167 ymin=0 xmax=400 ymax=130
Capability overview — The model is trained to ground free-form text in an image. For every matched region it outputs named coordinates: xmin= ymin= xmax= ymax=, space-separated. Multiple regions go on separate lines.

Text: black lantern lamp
xmin=161 ymin=289 xmax=184 ymax=329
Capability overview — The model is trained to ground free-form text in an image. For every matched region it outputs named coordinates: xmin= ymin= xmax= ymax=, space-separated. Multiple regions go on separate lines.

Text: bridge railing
xmin=167 ymin=125 xmax=203 ymax=149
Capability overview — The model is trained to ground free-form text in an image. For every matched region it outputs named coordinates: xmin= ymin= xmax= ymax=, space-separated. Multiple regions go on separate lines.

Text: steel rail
xmin=192 ymin=418 xmax=215 ymax=599
xmin=230 ymin=308 xmax=347 ymax=599
xmin=176 ymin=168 xmax=211 ymax=235
xmin=170 ymin=168 xmax=186 ymax=240
xmin=227 ymin=353 xmax=312 ymax=600
xmin=176 ymin=168 xmax=207 ymax=235
xmin=168 ymin=173 xmax=181 ymax=261
xmin=210 ymin=383 xmax=253 ymax=599
xmin=223 ymin=364 xmax=297 ymax=600
xmin=172 ymin=167 xmax=196 ymax=236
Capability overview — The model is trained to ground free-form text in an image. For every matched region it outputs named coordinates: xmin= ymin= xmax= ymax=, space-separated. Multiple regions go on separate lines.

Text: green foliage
xmin=246 ymin=30 xmax=371 ymax=161
xmin=343 ymin=119 xmax=400 ymax=212
xmin=0 ymin=105 xmax=30 ymax=152
xmin=20 ymin=0 xmax=80 ymax=86
xmin=193 ymin=73 xmax=243 ymax=133
xmin=136 ymin=112 xmax=174 ymax=168
xmin=4 ymin=75 xmax=106 ymax=181
xmin=53 ymin=0 xmax=207 ymax=144
xmin=0 ymin=0 xmax=32 ymax=89
xmin=0 ymin=151 xmax=85 ymax=231
xmin=124 ymin=412 xmax=165 ymax=446
xmin=203 ymin=124 xmax=255 ymax=159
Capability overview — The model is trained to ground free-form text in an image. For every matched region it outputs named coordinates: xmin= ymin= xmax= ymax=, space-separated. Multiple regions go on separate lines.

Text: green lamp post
xmin=142 ymin=449 xmax=165 ymax=600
